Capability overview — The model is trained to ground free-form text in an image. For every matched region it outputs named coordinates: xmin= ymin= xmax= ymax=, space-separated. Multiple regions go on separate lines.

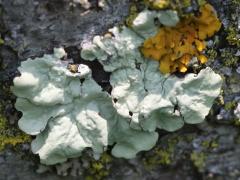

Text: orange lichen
xmin=141 ymin=3 xmax=221 ymax=74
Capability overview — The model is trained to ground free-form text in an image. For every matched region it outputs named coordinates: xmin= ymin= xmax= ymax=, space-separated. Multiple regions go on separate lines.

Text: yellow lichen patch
xmin=0 ymin=135 xmax=30 ymax=151
xmin=141 ymin=3 xmax=221 ymax=74
xmin=144 ymin=0 xmax=170 ymax=9
xmin=144 ymin=0 xmax=207 ymax=11
xmin=0 ymin=113 xmax=31 ymax=151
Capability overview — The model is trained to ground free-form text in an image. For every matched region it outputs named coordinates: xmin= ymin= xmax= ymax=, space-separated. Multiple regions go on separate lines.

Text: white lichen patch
xmin=110 ymin=61 xmax=222 ymax=131
xmin=12 ymin=48 xmax=158 ymax=165
xmin=132 ymin=9 xmax=179 ymax=38
xmin=81 ymin=27 xmax=144 ymax=72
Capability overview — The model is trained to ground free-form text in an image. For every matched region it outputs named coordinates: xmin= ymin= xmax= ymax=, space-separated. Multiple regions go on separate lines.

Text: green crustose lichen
xmin=85 ymin=153 xmax=112 ymax=180
xmin=190 ymin=152 xmax=207 ymax=172
xmin=224 ymin=101 xmax=237 ymax=111
xmin=201 ymin=139 xmax=219 ymax=149
xmin=220 ymin=50 xmax=238 ymax=67
xmin=143 ymin=137 xmax=179 ymax=169
xmin=125 ymin=4 xmax=138 ymax=27
xmin=206 ymin=49 xmax=218 ymax=60
xmin=226 ymin=26 xmax=240 ymax=47
xmin=0 ymin=111 xmax=31 ymax=151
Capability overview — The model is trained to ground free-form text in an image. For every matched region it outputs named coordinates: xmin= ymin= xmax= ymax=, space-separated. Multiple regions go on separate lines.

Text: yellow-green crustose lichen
xmin=85 ymin=153 xmax=112 ymax=180
xmin=125 ymin=4 xmax=139 ymax=27
xmin=226 ymin=26 xmax=240 ymax=47
xmin=201 ymin=139 xmax=219 ymax=149
xmin=142 ymin=135 xmax=193 ymax=169
xmin=144 ymin=0 xmax=206 ymax=11
xmin=206 ymin=48 xmax=218 ymax=61
xmin=191 ymin=137 xmax=220 ymax=172
xmin=190 ymin=152 xmax=207 ymax=172
xmin=143 ymin=134 xmax=218 ymax=171
xmin=0 ymin=110 xmax=31 ymax=151
xmin=220 ymin=50 xmax=239 ymax=67
xmin=234 ymin=119 xmax=240 ymax=126
xmin=224 ymin=101 xmax=237 ymax=111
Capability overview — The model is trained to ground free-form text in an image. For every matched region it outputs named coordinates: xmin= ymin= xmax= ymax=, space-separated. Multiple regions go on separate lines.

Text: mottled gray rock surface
xmin=0 ymin=0 xmax=240 ymax=180
xmin=2 ymin=0 xmax=130 ymax=59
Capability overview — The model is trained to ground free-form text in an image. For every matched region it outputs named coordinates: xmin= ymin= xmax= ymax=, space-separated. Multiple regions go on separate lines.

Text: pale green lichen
xmin=12 ymin=48 xmax=158 ymax=165
xmin=110 ymin=62 xmax=222 ymax=131
xmin=131 ymin=9 xmax=179 ymax=38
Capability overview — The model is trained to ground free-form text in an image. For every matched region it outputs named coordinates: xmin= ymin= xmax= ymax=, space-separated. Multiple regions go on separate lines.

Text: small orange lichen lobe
xmin=141 ymin=3 xmax=221 ymax=74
